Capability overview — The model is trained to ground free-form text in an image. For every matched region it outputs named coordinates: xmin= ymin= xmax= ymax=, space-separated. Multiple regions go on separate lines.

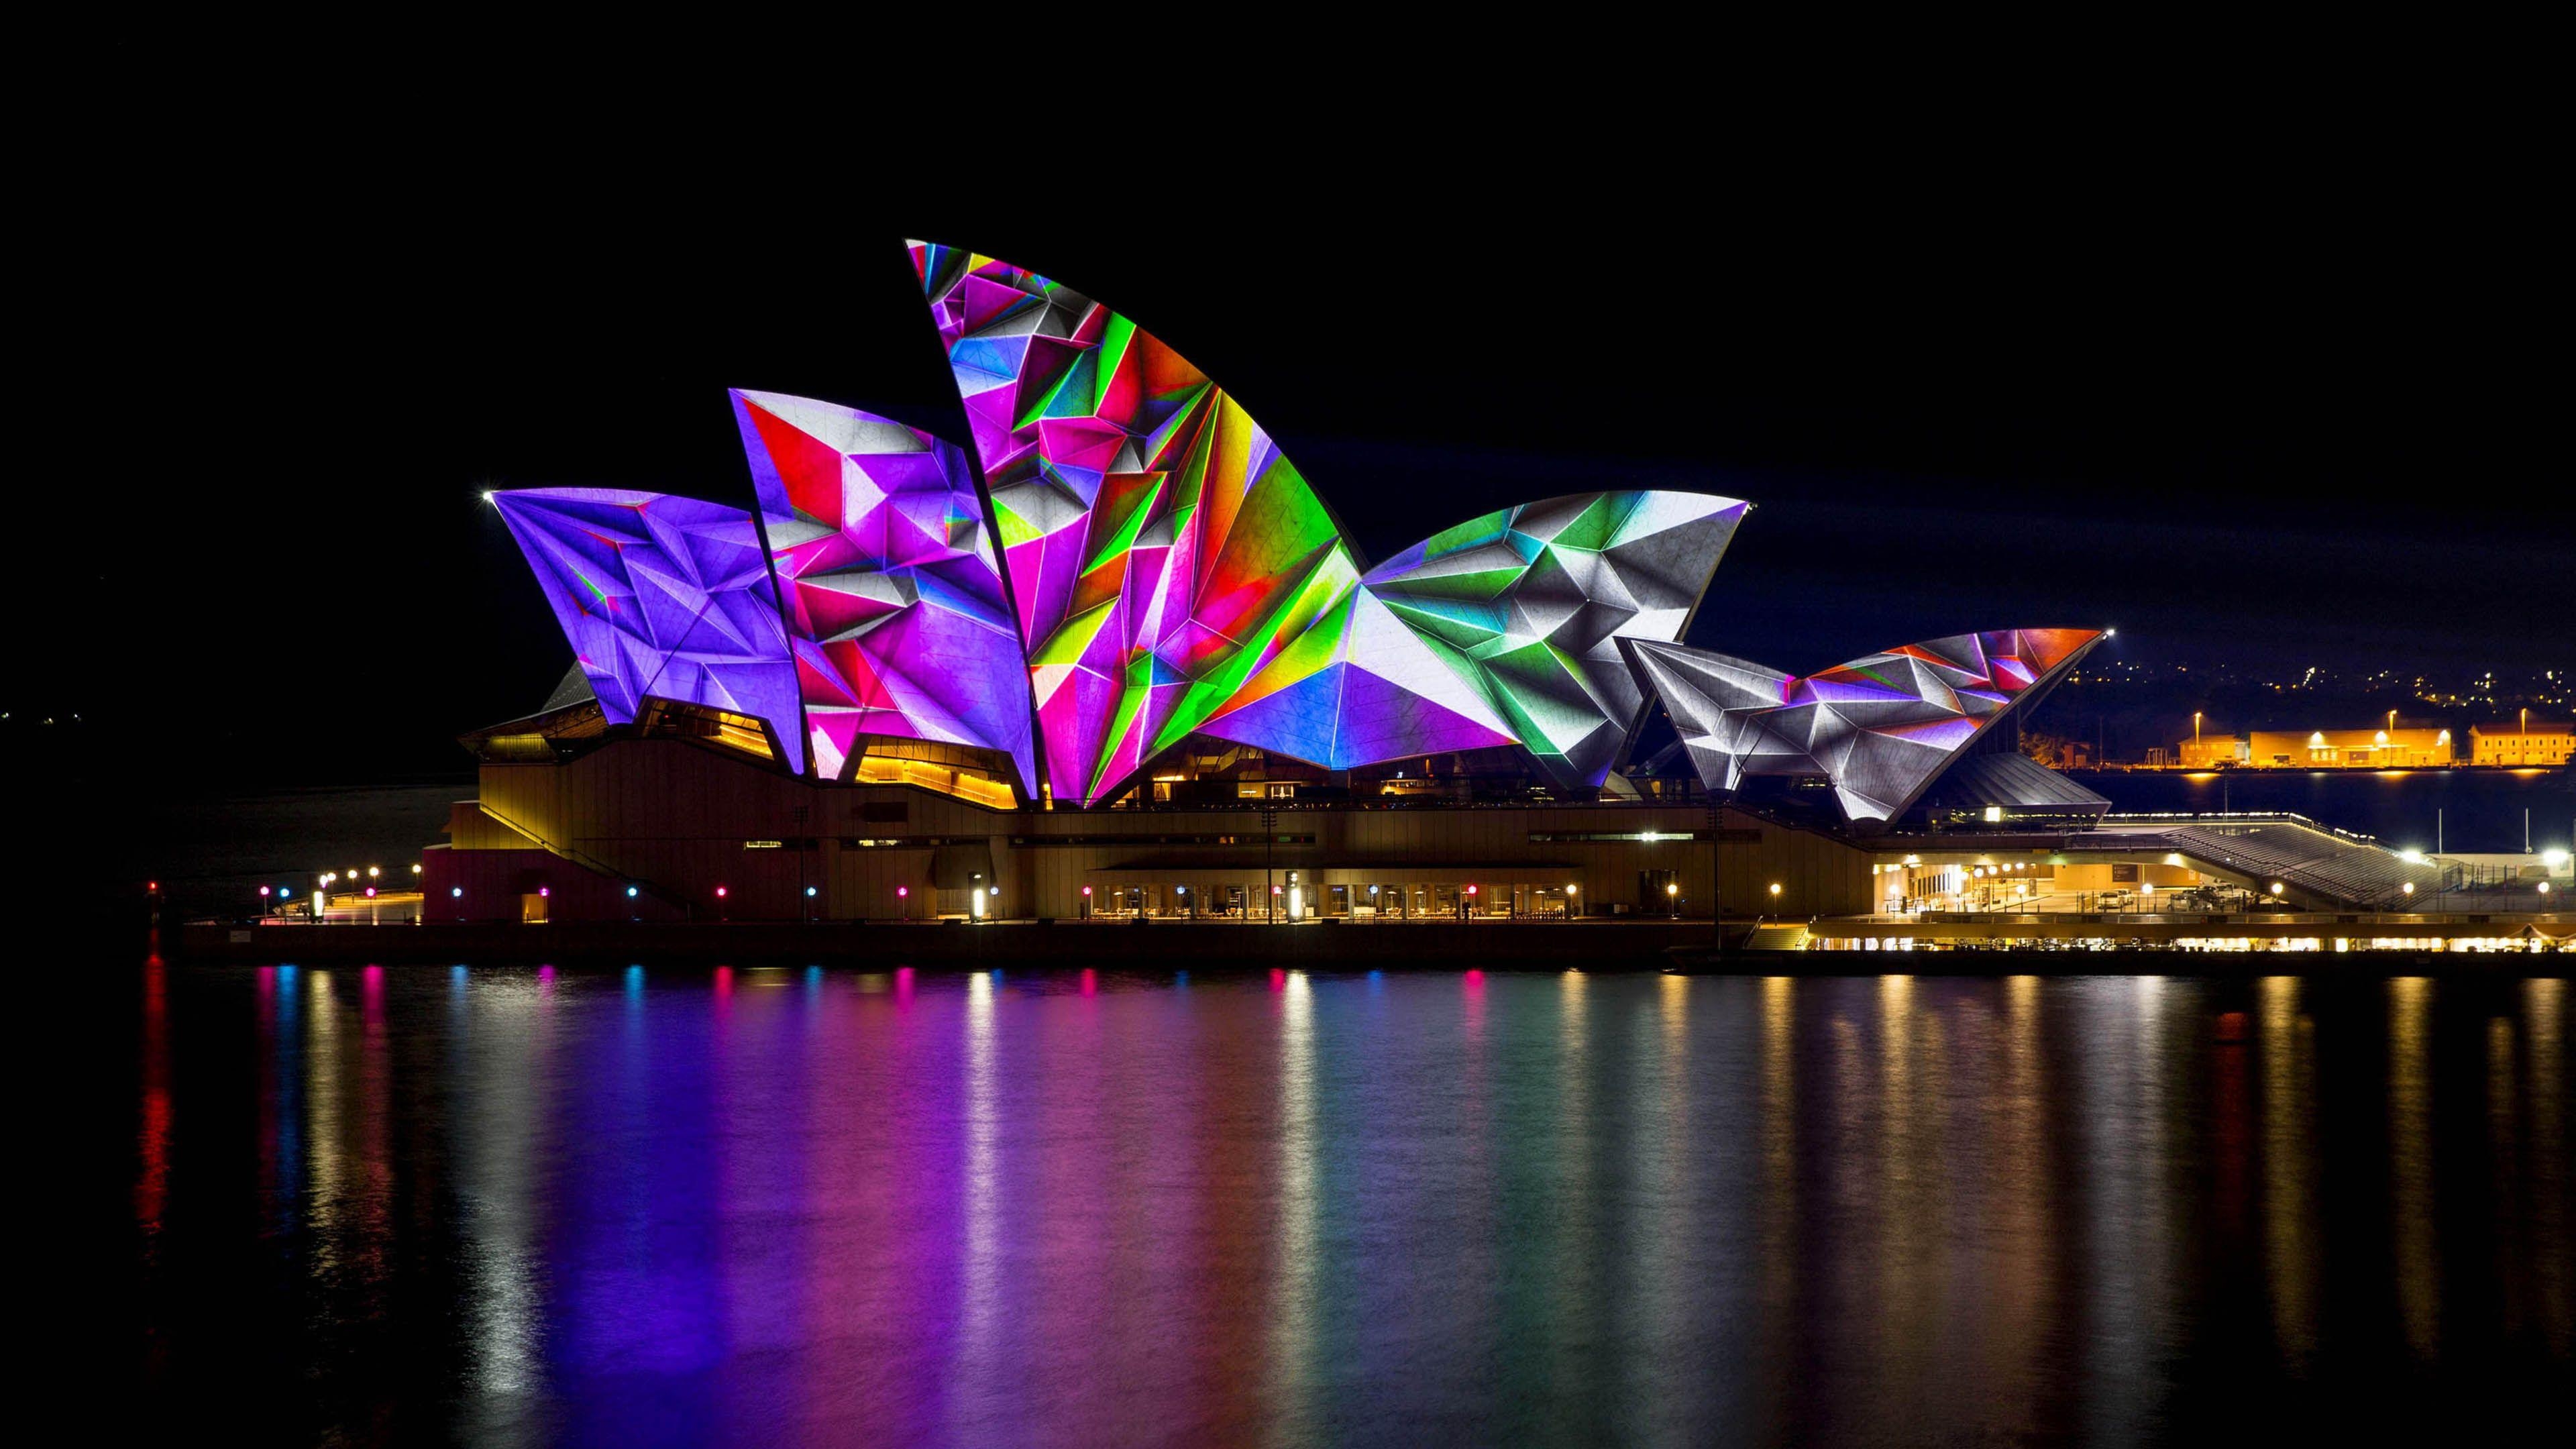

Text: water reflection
xmin=2260 ymin=975 xmax=2316 ymax=1364
xmin=125 ymin=965 xmax=2573 ymax=1442
xmin=2390 ymin=976 xmax=2438 ymax=1356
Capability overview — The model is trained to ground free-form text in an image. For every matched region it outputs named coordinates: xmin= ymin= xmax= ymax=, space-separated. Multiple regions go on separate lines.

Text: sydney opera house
xmin=425 ymin=244 xmax=2461 ymax=939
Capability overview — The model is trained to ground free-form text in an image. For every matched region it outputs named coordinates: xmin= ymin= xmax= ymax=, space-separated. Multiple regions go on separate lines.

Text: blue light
xmin=450 ymin=886 xmax=462 ymax=898
xmin=805 ymin=885 xmax=817 ymax=897
xmin=625 ymin=885 xmax=639 ymax=898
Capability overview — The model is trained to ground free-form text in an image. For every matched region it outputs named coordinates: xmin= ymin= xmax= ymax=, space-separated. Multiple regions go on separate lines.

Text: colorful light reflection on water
xmin=120 ymin=965 xmax=2569 ymax=1443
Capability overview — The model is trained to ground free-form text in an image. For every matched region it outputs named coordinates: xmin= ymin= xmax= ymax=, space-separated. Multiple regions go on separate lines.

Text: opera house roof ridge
xmin=486 ymin=241 xmax=2091 ymax=824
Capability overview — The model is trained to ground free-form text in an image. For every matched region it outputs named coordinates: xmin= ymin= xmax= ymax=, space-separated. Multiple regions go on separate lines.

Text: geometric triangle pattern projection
xmin=730 ymin=389 xmax=1037 ymax=792
xmin=1350 ymin=491 xmax=1747 ymax=791
xmin=1623 ymin=627 xmax=2101 ymax=822
xmin=912 ymin=241 xmax=1367 ymax=806
xmin=1197 ymin=491 xmax=1748 ymax=788
xmin=493 ymin=488 xmax=806 ymax=775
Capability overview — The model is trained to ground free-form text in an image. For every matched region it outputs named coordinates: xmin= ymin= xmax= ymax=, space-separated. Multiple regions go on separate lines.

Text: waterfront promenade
xmin=173 ymin=914 xmax=2569 ymax=973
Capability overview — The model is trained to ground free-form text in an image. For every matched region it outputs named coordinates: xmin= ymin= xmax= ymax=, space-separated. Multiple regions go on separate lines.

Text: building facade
xmin=2238 ymin=727 xmax=2454 ymax=767
xmin=423 ymin=737 xmax=1875 ymax=923
xmin=2471 ymin=720 xmax=2573 ymax=766
xmin=436 ymin=242 xmax=2127 ymax=928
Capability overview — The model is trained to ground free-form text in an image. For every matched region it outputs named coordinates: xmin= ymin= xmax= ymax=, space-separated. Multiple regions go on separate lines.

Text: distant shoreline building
xmin=2177 ymin=718 xmax=2573 ymax=769
xmin=2472 ymin=718 xmax=2572 ymax=766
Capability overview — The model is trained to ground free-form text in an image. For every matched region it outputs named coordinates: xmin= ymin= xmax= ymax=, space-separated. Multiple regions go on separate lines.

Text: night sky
xmin=23 ymin=103 xmax=2565 ymax=785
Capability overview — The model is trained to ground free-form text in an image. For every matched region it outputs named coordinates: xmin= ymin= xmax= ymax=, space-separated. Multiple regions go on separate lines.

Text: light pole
xmin=1263 ymin=800 xmax=1277 ymax=926
xmin=792 ymin=804 xmax=810 ymax=920
xmin=1566 ymin=882 xmax=1578 ymax=920
xmin=1666 ymin=880 xmax=1680 ymax=920
xmin=1709 ymin=788 xmax=1726 ymax=952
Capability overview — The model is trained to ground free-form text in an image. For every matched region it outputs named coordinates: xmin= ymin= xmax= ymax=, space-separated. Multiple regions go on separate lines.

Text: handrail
xmin=476 ymin=800 xmax=693 ymax=916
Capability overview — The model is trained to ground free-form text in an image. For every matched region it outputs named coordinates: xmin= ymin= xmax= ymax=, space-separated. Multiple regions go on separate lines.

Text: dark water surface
xmin=111 ymin=961 xmax=2568 ymax=1445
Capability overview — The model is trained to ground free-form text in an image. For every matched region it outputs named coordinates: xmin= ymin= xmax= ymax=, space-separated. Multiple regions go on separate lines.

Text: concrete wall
xmin=437 ymin=738 xmax=1877 ymax=922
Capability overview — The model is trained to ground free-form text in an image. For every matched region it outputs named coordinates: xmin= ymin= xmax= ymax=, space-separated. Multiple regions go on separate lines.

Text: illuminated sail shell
xmin=1198 ymin=492 xmax=1748 ymax=786
xmin=1624 ymin=628 xmax=2100 ymax=821
xmin=731 ymin=389 xmax=1036 ymax=792
xmin=494 ymin=488 xmax=804 ymax=774
xmin=915 ymin=240 xmax=1746 ymax=800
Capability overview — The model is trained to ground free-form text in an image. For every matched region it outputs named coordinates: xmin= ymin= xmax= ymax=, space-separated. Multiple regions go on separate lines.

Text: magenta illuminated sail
xmin=731 ymin=390 xmax=1036 ymax=792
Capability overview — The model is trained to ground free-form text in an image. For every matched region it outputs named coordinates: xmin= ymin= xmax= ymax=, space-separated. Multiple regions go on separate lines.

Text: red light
xmin=259 ymin=886 xmax=272 ymax=897
xmin=896 ymin=885 xmax=908 ymax=898
xmin=537 ymin=885 xmax=548 ymax=898
xmin=716 ymin=885 xmax=729 ymax=898
xmin=1272 ymin=885 xmax=1283 ymax=894
xmin=146 ymin=881 xmax=158 ymax=892
xmin=1466 ymin=884 xmax=1479 ymax=896
xmin=364 ymin=886 xmax=376 ymax=898
xmin=1081 ymin=885 xmax=1092 ymax=896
